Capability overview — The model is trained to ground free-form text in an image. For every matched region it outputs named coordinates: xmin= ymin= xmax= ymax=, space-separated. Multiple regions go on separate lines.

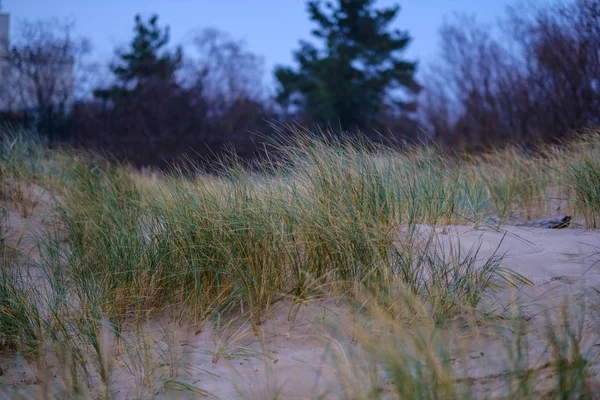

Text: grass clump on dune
xmin=0 ymin=126 xmax=599 ymax=398
xmin=569 ymin=154 xmax=600 ymax=228
xmin=44 ymin=130 xmax=531 ymax=332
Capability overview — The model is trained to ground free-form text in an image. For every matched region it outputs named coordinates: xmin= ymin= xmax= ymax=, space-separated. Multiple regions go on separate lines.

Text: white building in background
xmin=0 ymin=11 xmax=75 ymax=115
xmin=0 ymin=12 xmax=8 ymax=47
xmin=0 ymin=11 xmax=11 ymax=111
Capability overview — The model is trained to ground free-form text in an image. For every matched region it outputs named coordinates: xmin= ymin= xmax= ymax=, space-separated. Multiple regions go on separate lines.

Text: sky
xmin=2 ymin=0 xmax=546 ymax=86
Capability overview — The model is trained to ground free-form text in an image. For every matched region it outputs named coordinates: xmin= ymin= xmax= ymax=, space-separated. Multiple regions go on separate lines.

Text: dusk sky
xmin=3 ymin=0 xmax=549 ymax=86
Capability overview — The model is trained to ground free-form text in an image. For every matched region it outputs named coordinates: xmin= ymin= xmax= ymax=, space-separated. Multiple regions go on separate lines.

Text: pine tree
xmin=91 ymin=14 xmax=187 ymax=143
xmin=95 ymin=14 xmax=182 ymax=100
xmin=275 ymin=0 xmax=419 ymax=132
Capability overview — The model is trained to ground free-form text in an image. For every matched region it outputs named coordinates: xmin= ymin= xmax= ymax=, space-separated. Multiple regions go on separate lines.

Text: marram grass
xmin=0 ymin=127 xmax=599 ymax=398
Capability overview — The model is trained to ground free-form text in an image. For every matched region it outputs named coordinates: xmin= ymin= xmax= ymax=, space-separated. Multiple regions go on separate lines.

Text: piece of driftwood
xmin=517 ymin=215 xmax=572 ymax=229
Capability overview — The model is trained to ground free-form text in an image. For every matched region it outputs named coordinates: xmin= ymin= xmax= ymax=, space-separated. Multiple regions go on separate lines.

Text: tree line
xmin=1 ymin=0 xmax=599 ymax=168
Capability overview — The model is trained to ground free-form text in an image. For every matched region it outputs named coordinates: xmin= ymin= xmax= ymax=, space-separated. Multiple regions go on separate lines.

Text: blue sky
xmin=3 ymin=0 xmax=546 ymax=84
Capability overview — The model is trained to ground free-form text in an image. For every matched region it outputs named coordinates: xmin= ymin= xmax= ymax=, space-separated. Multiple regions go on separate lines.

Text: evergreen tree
xmin=95 ymin=14 xmax=182 ymax=99
xmin=92 ymin=14 xmax=189 ymax=143
xmin=275 ymin=0 xmax=419 ymax=132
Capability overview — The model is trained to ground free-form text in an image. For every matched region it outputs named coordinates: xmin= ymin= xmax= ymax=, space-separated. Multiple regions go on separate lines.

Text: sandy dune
xmin=1 ymin=194 xmax=600 ymax=398
xmin=187 ymin=225 xmax=600 ymax=399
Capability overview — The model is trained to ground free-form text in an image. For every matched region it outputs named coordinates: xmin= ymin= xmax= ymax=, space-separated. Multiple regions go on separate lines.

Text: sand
xmin=1 ymin=191 xmax=600 ymax=399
